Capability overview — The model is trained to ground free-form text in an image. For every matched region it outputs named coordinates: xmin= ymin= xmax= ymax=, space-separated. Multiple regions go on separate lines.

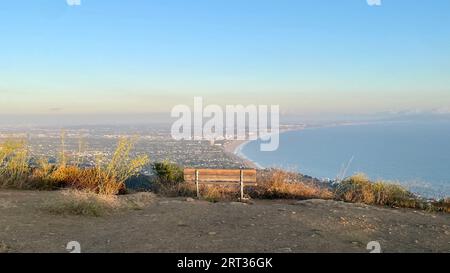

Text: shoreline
xmin=222 ymin=127 xmax=304 ymax=170
xmin=223 ymin=139 xmax=262 ymax=169
xmin=222 ymin=121 xmax=417 ymax=173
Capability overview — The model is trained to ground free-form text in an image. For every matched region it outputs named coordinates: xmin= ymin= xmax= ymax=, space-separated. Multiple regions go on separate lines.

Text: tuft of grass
xmin=372 ymin=181 xmax=418 ymax=208
xmin=335 ymin=173 xmax=376 ymax=204
xmin=122 ymin=192 xmax=156 ymax=210
xmin=155 ymin=181 xmax=197 ymax=197
xmin=0 ymin=140 xmax=30 ymax=189
xmin=249 ymin=169 xmax=333 ymax=200
xmin=430 ymin=198 xmax=450 ymax=213
xmin=201 ymin=185 xmax=240 ymax=202
xmin=43 ymin=190 xmax=123 ymax=217
xmin=335 ymin=174 xmax=421 ymax=209
xmin=43 ymin=190 xmax=156 ymax=216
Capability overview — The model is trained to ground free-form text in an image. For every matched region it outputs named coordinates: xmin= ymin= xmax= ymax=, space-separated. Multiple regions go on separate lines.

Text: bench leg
xmin=195 ymin=170 xmax=200 ymax=198
xmin=240 ymin=169 xmax=244 ymax=201
xmin=196 ymin=181 xmax=200 ymax=198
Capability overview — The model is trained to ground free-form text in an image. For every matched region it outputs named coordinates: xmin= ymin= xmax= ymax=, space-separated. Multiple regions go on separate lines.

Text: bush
xmin=249 ymin=169 xmax=333 ymax=200
xmin=0 ymin=140 xmax=30 ymax=189
xmin=152 ymin=160 xmax=184 ymax=183
xmin=0 ymin=138 xmax=149 ymax=195
xmin=335 ymin=173 xmax=375 ymax=204
xmin=372 ymin=181 xmax=417 ymax=207
xmin=201 ymin=185 xmax=241 ymax=202
xmin=43 ymin=190 xmax=156 ymax=216
xmin=335 ymin=173 xmax=420 ymax=209
xmin=431 ymin=198 xmax=450 ymax=213
xmin=43 ymin=190 xmax=123 ymax=217
xmin=152 ymin=160 xmax=185 ymax=194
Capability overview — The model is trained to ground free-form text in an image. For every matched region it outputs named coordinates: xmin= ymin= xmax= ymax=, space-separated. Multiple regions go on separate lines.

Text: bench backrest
xmin=183 ymin=169 xmax=257 ymax=186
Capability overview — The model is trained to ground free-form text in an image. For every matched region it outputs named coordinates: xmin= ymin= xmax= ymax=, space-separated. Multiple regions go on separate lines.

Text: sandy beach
xmin=223 ymin=140 xmax=262 ymax=169
xmin=221 ymin=126 xmax=306 ymax=170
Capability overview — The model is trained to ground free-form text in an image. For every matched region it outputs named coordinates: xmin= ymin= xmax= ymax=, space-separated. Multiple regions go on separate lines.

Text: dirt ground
xmin=0 ymin=189 xmax=449 ymax=253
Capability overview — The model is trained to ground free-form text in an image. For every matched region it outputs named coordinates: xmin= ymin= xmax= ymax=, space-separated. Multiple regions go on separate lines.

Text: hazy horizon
xmin=0 ymin=111 xmax=449 ymax=128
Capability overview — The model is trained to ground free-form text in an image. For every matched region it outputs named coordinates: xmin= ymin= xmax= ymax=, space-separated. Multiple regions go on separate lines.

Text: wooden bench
xmin=183 ymin=168 xmax=257 ymax=200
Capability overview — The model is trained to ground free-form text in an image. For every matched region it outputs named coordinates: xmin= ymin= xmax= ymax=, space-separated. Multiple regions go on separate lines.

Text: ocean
xmin=239 ymin=120 xmax=450 ymax=199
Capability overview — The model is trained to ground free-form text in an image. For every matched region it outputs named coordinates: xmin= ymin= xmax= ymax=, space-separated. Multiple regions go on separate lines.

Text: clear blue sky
xmin=1 ymin=0 xmax=449 ymax=115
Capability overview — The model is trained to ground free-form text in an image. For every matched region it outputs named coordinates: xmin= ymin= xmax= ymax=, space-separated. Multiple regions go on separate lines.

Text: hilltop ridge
xmin=0 ymin=190 xmax=449 ymax=253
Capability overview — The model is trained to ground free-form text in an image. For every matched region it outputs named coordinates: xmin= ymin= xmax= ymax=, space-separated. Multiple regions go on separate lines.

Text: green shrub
xmin=152 ymin=160 xmax=184 ymax=183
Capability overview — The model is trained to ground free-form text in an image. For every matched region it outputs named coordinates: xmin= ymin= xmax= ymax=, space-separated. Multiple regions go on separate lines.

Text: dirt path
xmin=0 ymin=190 xmax=449 ymax=253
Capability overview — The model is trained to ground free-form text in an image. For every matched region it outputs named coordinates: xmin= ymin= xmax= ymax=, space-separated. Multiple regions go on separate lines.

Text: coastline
xmin=223 ymin=140 xmax=263 ymax=169
xmin=223 ymin=122 xmax=450 ymax=199
xmin=222 ymin=127 xmax=304 ymax=170
xmin=223 ymin=121 xmax=408 ymax=173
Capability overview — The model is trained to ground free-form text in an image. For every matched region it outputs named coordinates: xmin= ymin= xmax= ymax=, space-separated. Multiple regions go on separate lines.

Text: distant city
xmin=0 ymin=124 xmax=308 ymax=175
xmin=0 ymin=124 xmax=233 ymax=174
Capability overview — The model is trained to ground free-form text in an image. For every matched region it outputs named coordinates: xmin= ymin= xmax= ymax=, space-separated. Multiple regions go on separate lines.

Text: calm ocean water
xmin=240 ymin=121 xmax=450 ymax=198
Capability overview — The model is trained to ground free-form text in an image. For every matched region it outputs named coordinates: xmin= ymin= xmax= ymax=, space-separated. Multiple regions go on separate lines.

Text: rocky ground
xmin=0 ymin=189 xmax=449 ymax=253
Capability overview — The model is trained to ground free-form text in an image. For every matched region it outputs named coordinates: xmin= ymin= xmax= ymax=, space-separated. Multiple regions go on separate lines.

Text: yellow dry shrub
xmin=1 ymin=137 xmax=148 ymax=195
xmin=0 ymin=140 xmax=30 ymax=189
xmin=251 ymin=169 xmax=333 ymax=200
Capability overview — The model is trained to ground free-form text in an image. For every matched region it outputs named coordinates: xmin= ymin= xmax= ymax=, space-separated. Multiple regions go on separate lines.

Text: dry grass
xmin=200 ymin=185 xmax=241 ymax=202
xmin=42 ymin=190 xmax=156 ymax=216
xmin=335 ymin=173 xmax=419 ymax=208
xmin=249 ymin=169 xmax=333 ymax=200
xmin=154 ymin=180 xmax=196 ymax=197
xmin=1 ymin=139 xmax=449 ymax=212
xmin=430 ymin=198 xmax=450 ymax=213
xmin=49 ymin=166 xmax=126 ymax=195
xmin=43 ymin=190 xmax=123 ymax=217
xmin=0 ymin=138 xmax=148 ymax=195
xmin=155 ymin=169 xmax=333 ymax=202
xmin=121 ymin=192 xmax=156 ymax=210
xmin=335 ymin=173 xmax=377 ymax=204
xmin=372 ymin=181 xmax=418 ymax=208
xmin=0 ymin=140 xmax=30 ymax=189
xmin=155 ymin=182 xmax=240 ymax=202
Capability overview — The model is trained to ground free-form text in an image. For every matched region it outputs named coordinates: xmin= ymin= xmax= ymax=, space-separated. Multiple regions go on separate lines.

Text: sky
xmin=1 ymin=0 xmax=450 ymax=119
